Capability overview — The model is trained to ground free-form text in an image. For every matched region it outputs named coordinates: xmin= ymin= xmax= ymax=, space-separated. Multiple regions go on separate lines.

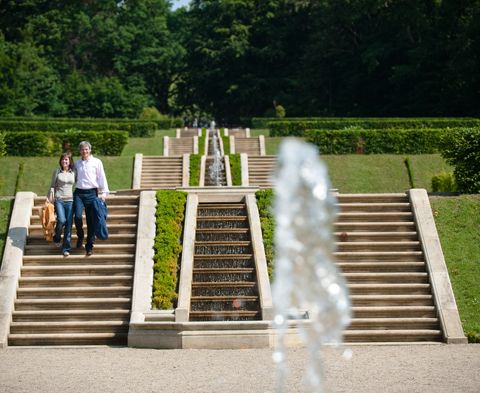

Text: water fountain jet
xmin=272 ymin=139 xmax=351 ymax=393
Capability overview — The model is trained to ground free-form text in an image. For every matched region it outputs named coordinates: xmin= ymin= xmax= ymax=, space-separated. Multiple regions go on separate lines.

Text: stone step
xmin=193 ymin=268 xmax=256 ymax=282
xmin=190 ymin=296 xmax=260 ymax=311
xmin=343 ymin=329 xmax=442 ymax=342
xmin=348 ymin=283 xmax=431 ymax=295
xmin=348 ymin=317 xmax=439 ymax=330
xmin=12 ymin=309 xmax=130 ymax=322
xmin=351 ymin=306 xmax=436 ymax=318
xmin=22 ymin=254 xmax=134 ymax=265
xmin=334 ymin=222 xmax=416 ymax=232
xmin=24 ymin=244 xmax=135 ymax=255
xmin=30 ymin=214 xmax=138 ymax=225
xmin=337 ymin=212 xmax=413 ymax=222
xmin=349 ymin=294 xmax=433 ymax=306
xmin=14 ymin=298 xmax=131 ymax=311
xmin=194 ymin=242 xmax=252 ymax=255
xmin=337 ymin=203 xmax=411 ymax=212
xmin=27 ymin=233 xmax=136 ymax=245
xmin=21 ymin=264 xmax=134 ymax=277
xmin=335 ymin=241 xmax=421 ymax=252
xmin=9 ymin=320 xmax=129 ymax=334
xmin=334 ymin=232 xmax=418 ymax=241
xmin=191 ymin=282 xmax=258 ymax=297
xmin=16 ymin=286 xmax=132 ymax=299
xmin=335 ymin=251 xmax=424 ymax=261
xmin=18 ymin=275 xmax=133 ymax=288
xmin=28 ymin=223 xmax=137 ymax=235
xmin=337 ymin=262 xmax=426 ymax=272
xmin=193 ymin=255 xmax=254 ymax=269
xmin=337 ymin=194 xmax=409 ymax=203
xmin=343 ymin=272 xmax=428 ymax=283
xmin=8 ymin=332 xmax=128 ymax=346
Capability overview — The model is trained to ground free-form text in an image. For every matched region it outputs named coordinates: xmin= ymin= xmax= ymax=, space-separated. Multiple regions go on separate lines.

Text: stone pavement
xmin=0 ymin=344 xmax=479 ymax=392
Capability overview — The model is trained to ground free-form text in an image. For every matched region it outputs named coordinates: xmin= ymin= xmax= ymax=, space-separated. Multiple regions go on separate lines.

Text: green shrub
xmin=255 ymin=189 xmax=275 ymax=278
xmin=138 ymin=106 xmax=164 ymax=121
xmin=0 ymin=132 xmax=7 ymax=157
xmin=439 ymin=128 xmax=480 ymax=194
xmin=4 ymin=130 xmax=128 ymax=156
xmin=432 ymin=171 xmax=457 ymax=192
xmin=189 ymin=154 xmax=201 ymax=186
xmin=229 ymin=154 xmax=241 ymax=186
xmin=152 ymin=190 xmax=187 ymax=309
xmin=275 ymin=105 xmax=286 ymax=118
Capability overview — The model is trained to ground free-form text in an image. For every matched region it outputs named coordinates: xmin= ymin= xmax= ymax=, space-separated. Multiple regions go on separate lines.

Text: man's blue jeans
xmin=53 ymin=200 xmax=73 ymax=253
xmin=74 ymin=188 xmax=97 ymax=252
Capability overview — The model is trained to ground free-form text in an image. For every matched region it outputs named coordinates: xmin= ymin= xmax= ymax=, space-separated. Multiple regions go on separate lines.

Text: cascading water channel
xmin=207 ymin=128 xmax=226 ymax=186
xmin=272 ymin=139 xmax=352 ymax=393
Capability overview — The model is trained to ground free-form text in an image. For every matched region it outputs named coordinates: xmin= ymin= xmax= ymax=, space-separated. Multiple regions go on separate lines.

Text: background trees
xmin=0 ymin=0 xmax=479 ymax=121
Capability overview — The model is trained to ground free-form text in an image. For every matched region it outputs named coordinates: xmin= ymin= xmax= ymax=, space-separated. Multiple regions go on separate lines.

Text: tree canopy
xmin=1 ymin=0 xmax=479 ymax=122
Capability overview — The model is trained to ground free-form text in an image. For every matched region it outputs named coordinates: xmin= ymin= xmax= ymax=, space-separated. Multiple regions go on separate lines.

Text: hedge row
xmin=0 ymin=119 xmax=155 ymax=137
xmin=304 ymin=128 xmax=459 ymax=154
xmin=4 ymin=130 xmax=128 ymax=156
xmin=152 ymin=190 xmax=187 ymax=309
xmin=266 ymin=118 xmax=480 ymax=135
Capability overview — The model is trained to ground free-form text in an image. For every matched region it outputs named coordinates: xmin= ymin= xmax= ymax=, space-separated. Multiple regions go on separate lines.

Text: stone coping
xmin=408 ymin=189 xmax=467 ymax=344
xmin=0 ymin=192 xmax=35 ymax=348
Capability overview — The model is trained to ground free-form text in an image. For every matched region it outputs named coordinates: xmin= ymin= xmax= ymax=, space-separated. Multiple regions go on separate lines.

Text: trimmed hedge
xmin=189 ymin=154 xmax=201 ymax=186
xmin=255 ymin=189 xmax=275 ymax=278
xmin=304 ymin=128 xmax=459 ymax=154
xmin=4 ymin=130 xmax=128 ymax=156
xmin=152 ymin=190 xmax=187 ymax=309
xmin=229 ymin=153 xmax=241 ymax=186
xmin=252 ymin=117 xmax=480 ymax=132
xmin=0 ymin=118 xmax=155 ymax=137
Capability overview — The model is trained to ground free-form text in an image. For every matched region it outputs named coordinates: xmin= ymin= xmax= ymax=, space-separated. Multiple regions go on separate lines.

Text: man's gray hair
xmin=78 ymin=141 xmax=92 ymax=151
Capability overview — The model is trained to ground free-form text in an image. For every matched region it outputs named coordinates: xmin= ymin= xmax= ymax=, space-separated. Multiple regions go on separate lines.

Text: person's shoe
xmin=86 ymin=250 xmax=93 ymax=256
xmin=76 ymin=238 xmax=83 ymax=248
xmin=63 ymin=251 xmax=70 ymax=257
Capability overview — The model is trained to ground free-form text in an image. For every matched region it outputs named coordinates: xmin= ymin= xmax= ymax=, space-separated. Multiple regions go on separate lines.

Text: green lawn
xmin=0 ymin=199 xmax=13 ymax=265
xmin=430 ymin=195 xmax=480 ymax=342
xmin=121 ymin=129 xmax=175 ymax=156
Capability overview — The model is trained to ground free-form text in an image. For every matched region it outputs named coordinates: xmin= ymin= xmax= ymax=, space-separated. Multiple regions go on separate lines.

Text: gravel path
xmin=1 ymin=344 xmax=479 ymax=393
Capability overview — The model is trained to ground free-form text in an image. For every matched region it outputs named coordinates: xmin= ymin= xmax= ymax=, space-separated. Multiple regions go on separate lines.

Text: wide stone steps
xmin=7 ymin=194 xmax=139 ymax=346
xmin=234 ymin=137 xmax=261 ymax=155
xmin=141 ymin=156 xmax=183 ymax=188
xmin=247 ymin=156 xmax=276 ymax=187
xmin=168 ymin=138 xmax=194 ymax=156
xmin=343 ymin=329 xmax=442 ymax=342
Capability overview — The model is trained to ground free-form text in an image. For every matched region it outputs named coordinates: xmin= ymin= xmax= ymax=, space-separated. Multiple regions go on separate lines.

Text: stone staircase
xmin=190 ymin=201 xmax=261 ymax=321
xmin=140 ymin=156 xmax=184 ymax=188
xmin=168 ymin=137 xmax=195 ymax=156
xmin=246 ymin=155 xmax=276 ymax=187
xmin=7 ymin=194 xmax=139 ymax=346
xmin=234 ymin=137 xmax=262 ymax=155
xmin=335 ymin=193 xmax=442 ymax=342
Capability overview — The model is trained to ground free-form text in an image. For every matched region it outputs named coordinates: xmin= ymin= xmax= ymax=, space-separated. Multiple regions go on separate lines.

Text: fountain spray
xmin=272 ymin=139 xmax=351 ymax=393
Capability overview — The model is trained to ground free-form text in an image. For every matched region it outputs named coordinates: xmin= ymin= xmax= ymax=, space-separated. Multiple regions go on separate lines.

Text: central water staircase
xmin=190 ymin=201 xmax=261 ymax=321
xmin=7 ymin=194 xmax=139 ymax=346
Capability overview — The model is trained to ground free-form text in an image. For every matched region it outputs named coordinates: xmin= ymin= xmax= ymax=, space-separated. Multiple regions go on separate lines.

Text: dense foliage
xmin=153 ymin=190 xmax=187 ymax=309
xmin=1 ymin=1 xmax=479 ymax=122
xmin=255 ymin=189 xmax=275 ymax=277
xmin=439 ymin=128 xmax=480 ymax=193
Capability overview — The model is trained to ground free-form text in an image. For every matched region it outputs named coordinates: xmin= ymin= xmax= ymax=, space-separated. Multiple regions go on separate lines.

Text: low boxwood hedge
xmin=152 ymin=190 xmax=187 ymax=309
xmin=4 ymin=130 xmax=128 ymax=156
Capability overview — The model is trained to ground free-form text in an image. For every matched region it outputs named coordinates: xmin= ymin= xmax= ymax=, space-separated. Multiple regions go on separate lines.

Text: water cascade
xmin=272 ymin=139 xmax=352 ymax=393
xmin=207 ymin=128 xmax=226 ymax=186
